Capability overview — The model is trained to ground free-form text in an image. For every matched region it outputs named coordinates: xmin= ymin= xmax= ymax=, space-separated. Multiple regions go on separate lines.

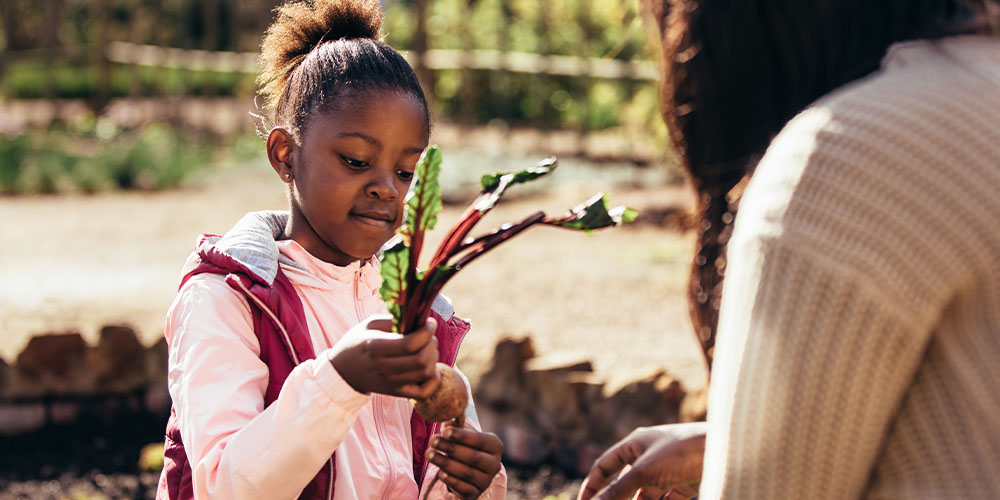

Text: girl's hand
xmin=426 ymin=424 xmax=504 ymax=499
xmin=329 ymin=316 xmax=440 ymax=399
xmin=578 ymin=422 xmax=706 ymax=500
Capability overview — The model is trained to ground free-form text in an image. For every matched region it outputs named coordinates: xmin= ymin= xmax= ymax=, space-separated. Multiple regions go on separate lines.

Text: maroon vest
xmin=157 ymin=237 xmax=469 ymax=500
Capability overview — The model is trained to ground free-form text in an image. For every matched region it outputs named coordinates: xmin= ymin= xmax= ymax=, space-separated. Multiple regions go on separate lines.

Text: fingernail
xmin=443 ymin=428 xmax=453 ymax=439
xmin=439 ymin=471 xmax=448 ymax=480
xmin=426 ymin=449 xmax=436 ymax=461
xmin=431 ymin=436 xmax=440 ymax=447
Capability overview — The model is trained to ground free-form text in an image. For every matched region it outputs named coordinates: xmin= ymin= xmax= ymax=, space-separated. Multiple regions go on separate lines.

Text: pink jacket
xmin=157 ymin=212 xmax=506 ymax=500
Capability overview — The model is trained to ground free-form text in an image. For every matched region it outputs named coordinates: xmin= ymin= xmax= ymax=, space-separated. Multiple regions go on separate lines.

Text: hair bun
xmin=258 ymin=0 xmax=382 ymax=108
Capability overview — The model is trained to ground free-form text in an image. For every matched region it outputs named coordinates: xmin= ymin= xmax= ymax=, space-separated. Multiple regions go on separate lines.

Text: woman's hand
xmin=328 ymin=316 xmax=440 ymax=399
xmin=426 ymin=423 xmax=504 ymax=499
xmin=578 ymin=422 xmax=707 ymax=500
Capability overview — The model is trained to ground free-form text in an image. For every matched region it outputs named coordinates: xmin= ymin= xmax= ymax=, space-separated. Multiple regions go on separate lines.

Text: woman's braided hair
xmin=650 ymin=0 xmax=998 ymax=367
xmin=256 ymin=0 xmax=428 ymax=141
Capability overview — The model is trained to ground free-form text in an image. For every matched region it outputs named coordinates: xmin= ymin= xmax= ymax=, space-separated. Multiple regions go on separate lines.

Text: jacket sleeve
xmin=420 ymin=368 xmax=507 ymax=500
xmin=166 ymin=274 xmax=371 ymax=500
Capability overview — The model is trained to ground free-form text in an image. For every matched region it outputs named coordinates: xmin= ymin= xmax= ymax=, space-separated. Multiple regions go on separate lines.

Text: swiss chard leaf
xmin=546 ymin=193 xmax=638 ymax=233
xmin=479 ymin=157 xmax=558 ymax=193
xmin=474 ymin=158 xmax=558 ymax=214
xmin=379 ymin=238 xmax=409 ymax=333
xmin=407 ymin=146 xmax=443 ymax=233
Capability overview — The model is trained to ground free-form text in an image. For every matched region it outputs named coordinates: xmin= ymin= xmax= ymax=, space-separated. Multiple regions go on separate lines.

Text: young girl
xmin=156 ymin=1 xmax=506 ymax=498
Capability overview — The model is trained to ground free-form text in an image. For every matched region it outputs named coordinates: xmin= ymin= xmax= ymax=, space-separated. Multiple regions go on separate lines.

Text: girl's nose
xmin=367 ymin=172 xmax=398 ymax=200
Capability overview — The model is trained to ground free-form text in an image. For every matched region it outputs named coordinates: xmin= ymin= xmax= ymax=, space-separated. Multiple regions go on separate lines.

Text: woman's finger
xmin=578 ymin=440 xmax=642 ymax=500
xmin=591 ymin=464 xmax=648 ymax=500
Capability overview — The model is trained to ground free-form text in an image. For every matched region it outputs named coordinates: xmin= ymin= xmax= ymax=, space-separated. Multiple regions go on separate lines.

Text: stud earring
xmin=284 ymin=173 xmax=292 ymax=181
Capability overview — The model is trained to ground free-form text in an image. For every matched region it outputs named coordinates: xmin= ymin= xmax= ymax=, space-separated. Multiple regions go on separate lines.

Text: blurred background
xmin=0 ymin=1 xmax=706 ymax=498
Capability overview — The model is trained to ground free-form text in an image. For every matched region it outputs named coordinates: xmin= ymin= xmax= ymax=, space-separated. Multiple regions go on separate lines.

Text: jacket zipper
xmin=355 ymin=268 xmax=400 ymax=499
xmin=234 ymin=279 xmax=334 ymax=500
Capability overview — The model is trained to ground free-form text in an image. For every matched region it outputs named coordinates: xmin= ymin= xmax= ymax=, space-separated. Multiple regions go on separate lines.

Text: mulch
xmin=0 ymin=411 xmax=582 ymax=500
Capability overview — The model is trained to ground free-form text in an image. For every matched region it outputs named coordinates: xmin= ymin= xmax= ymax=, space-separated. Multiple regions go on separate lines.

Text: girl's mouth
xmin=350 ymin=211 xmax=395 ymax=228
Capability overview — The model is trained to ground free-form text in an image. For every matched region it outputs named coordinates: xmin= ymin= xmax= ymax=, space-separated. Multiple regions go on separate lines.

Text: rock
xmin=0 ymin=357 xmax=8 ymax=399
xmin=607 ymin=369 xmax=686 ymax=441
xmin=565 ymin=371 xmax=613 ymax=441
xmin=0 ymin=403 xmax=45 ymax=435
xmin=474 ymin=337 xmax=535 ymax=411
xmin=524 ymin=353 xmax=594 ymax=438
xmin=501 ymin=423 xmax=549 ymax=466
xmin=524 ymin=352 xmax=593 ymax=374
xmin=680 ymin=385 xmax=708 ymax=422
xmin=552 ymin=439 xmax=607 ymax=477
xmin=13 ymin=332 xmax=94 ymax=397
xmin=145 ymin=336 xmax=169 ymax=389
xmin=50 ymin=401 xmax=79 ymax=425
xmin=87 ymin=325 xmax=146 ymax=392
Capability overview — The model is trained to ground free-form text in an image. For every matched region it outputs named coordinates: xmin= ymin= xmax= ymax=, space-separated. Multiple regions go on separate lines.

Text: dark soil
xmin=0 ymin=409 xmax=581 ymax=500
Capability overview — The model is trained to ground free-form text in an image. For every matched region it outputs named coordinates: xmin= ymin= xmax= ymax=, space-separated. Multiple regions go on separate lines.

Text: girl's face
xmin=270 ymin=90 xmax=429 ymax=266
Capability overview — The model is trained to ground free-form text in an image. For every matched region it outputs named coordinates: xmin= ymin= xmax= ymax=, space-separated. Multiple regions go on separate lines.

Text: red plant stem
xmin=451 ymin=212 xmax=545 ymax=271
xmin=426 ymin=204 xmax=482 ymax=271
xmin=402 ymin=212 xmax=546 ymax=333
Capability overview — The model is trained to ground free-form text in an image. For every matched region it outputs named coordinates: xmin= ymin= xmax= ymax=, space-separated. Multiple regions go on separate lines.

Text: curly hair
xmin=646 ymin=0 xmax=999 ymax=366
xmin=256 ymin=0 xmax=428 ymax=140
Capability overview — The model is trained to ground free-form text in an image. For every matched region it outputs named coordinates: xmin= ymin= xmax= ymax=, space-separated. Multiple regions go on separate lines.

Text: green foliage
xmin=138 ymin=442 xmax=165 ymax=472
xmin=0 ymin=122 xmax=218 ymax=194
xmin=382 ymin=146 xmax=636 ymax=334
xmin=407 ymin=146 xmax=443 ymax=232
xmin=380 ymin=239 xmax=410 ymax=333
xmin=382 ymin=0 xmax=662 ymax=136
xmin=0 ymin=62 xmax=256 ymax=99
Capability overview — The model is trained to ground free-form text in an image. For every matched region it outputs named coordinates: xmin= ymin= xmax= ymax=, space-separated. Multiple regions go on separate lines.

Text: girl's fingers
xmin=374 ymin=346 xmax=439 ymax=375
xmin=437 ymin=426 xmax=504 ymax=456
xmin=427 ymin=450 xmax=493 ymax=495
xmin=396 ymin=372 xmax=441 ymax=399
xmin=429 ymin=435 xmax=501 ymax=474
xmin=437 ymin=470 xmax=481 ymax=499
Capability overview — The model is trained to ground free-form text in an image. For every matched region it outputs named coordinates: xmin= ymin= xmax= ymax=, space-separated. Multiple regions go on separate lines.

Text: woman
xmin=580 ymin=1 xmax=1000 ymax=499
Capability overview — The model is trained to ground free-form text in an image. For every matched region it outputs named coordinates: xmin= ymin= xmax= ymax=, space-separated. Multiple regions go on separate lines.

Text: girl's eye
xmin=341 ymin=155 xmax=368 ymax=169
xmin=396 ymin=170 xmax=414 ymax=181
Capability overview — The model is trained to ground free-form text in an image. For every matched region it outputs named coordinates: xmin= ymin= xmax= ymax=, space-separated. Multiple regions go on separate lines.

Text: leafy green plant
xmin=380 ymin=145 xmax=635 ymax=416
xmin=0 ymin=133 xmax=29 ymax=194
xmin=385 ymin=145 xmax=635 ymax=500
xmin=381 ymin=145 xmax=636 ymax=336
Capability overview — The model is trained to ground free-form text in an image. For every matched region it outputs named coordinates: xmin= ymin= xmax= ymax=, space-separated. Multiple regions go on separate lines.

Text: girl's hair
xmin=653 ymin=0 xmax=999 ymax=364
xmin=256 ymin=0 xmax=429 ymax=140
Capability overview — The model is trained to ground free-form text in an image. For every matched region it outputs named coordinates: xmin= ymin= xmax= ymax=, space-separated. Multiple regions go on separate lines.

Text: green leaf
xmin=407 ymin=145 xmax=443 ymax=232
xmin=547 ymin=193 xmax=638 ymax=232
xmin=378 ymin=238 xmax=409 ymax=333
xmin=479 ymin=157 xmax=558 ymax=192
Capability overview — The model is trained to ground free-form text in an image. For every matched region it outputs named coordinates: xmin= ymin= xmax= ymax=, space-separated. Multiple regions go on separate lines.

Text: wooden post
xmin=536 ymin=0 xmax=553 ymax=137
xmin=458 ymin=0 xmax=475 ymax=125
xmin=412 ymin=0 xmax=434 ymax=103
xmin=577 ymin=0 xmax=594 ymax=157
xmin=93 ymin=0 xmax=112 ymax=113
xmin=127 ymin=2 xmax=143 ymax=98
xmin=0 ymin=0 xmax=17 ymax=80
xmin=202 ymin=0 xmax=219 ymax=95
xmin=44 ymin=0 xmax=64 ymax=102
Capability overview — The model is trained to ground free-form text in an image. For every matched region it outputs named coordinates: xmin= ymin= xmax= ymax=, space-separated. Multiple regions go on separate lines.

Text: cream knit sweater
xmin=702 ymin=35 xmax=1000 ymax=499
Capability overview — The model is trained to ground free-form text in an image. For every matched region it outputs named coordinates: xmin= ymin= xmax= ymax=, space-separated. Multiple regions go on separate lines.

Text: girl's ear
xmin=266 ymin=128 xmax=297 ymax=183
